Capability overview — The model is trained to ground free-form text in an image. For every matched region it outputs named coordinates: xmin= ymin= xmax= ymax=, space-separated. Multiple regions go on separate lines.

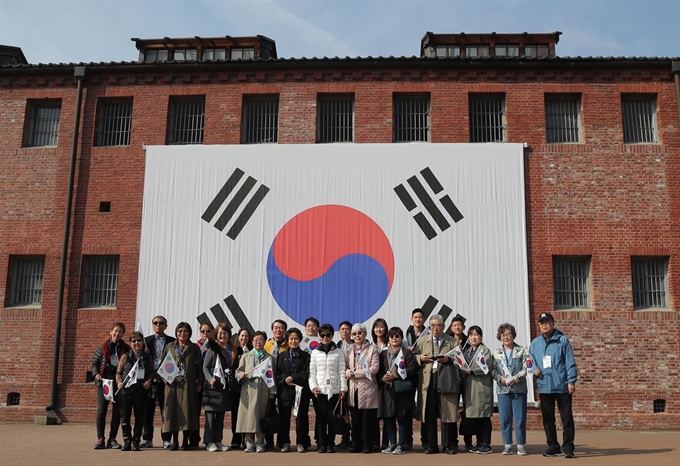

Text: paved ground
xmin=0 ymin=424 xmax=678 ymax=465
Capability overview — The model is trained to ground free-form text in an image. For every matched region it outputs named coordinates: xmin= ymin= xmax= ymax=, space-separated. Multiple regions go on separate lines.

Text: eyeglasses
xmin=130 ymin=339 xmax=143 ymax=343
xmin=351 ymin=332 xmax=364 ymax=336
xmin=152 ymin=321 xmax=166 ymax=326
xmin=177 ymin=329 xmax=189 ymax=334
xmin=200 ymin=329 xmax=212 ymax=334
xmin=319 ymin=333 xmax=333 ymax=338
xmin=388 ymin=335 xmax=401 ymax=339
xmin=429 ymin=324 xmax=444 ymax=328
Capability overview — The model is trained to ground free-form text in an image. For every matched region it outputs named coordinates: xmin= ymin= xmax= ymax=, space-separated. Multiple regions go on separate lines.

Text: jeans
xmin=96 ymin=383 xmax=120 ymax=439
xmin=384 ymin=414 xmax=411 ymax=447
xmin=540 ymin=392 xmax=575 ymax=454
xmin=497 ymin=392 xmax=527 ymax=445
xmin=204 ymin=411 xmax=225 ymax=445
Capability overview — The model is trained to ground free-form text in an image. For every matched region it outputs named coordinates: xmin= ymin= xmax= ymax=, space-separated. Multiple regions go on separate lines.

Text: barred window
xmin=469 ymin=94 xmax=506 ymax=142
xmin=622 ymin=96 xmax=658 ymax=143
xmin=231 ymin=48 xmax=255 ymax=60
xmin=203 ymin=48 xmax=226 ymax=60
xmin=435 ymin=46 xmax=460 ymax=57
xmin=465 ymin=45 xmax=490 ymax=57
xmin=495 ymin=44 xmax=519 ymax=57
xmin=393 ymin=94 xmax=430 ymax=142
xmin=553 ymin=257 xmax=590 ymax=309
xmin=241 ymin=95 xmax=279 ymax=144
xmin=82 ymin=256 xmax=119 ymax=308
xmin=546 ymin=96 xmax=582 ymax=143
xmin=174 ymin=48 xmax=197 ymax=62
xmin=167 ymin=96 xmax=205 ymax=145
xmin=525 ymin=45 xmax=549 ymax=58
xmin=25 ymin=100 xmax=61 ymax=147
xmin=317 ymin=94 xmax=354 ymax=143
xmin=95 ymin=99 xmax=133 ymax=146
xmin=9 ymin=256 xmax=45 ymax=306
xmin=144 ymin=49 xmax=168 ymax=62
xmin=632 ymin=257 xmax=668 ymax=309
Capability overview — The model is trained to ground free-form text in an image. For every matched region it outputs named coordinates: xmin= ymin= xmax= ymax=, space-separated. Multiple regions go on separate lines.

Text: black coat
xmin=377 ymin=347 xmax=418 ymax=419
xmin=275 ymin=349 xmax=310 ymax=406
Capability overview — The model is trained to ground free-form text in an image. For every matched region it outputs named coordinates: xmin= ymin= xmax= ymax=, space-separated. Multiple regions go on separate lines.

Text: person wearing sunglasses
xmin=190 ymin=321 xmax=215 ymax=448
xmin=346 ymin=323 xmax=380 ymax=454
xmin=202 ymin=323 xmax=235 ymax=452
xmin=141 ymin=315 xmax=175 ymax=449
xmin=115 ymin=331 xmax=154 ymax=451
xmin=309 ymin=323 xmax=347 ymax=453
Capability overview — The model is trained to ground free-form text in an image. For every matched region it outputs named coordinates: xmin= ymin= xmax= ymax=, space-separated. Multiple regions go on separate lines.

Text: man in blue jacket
xmin=529 ymin=313 xmax=577 ymax=459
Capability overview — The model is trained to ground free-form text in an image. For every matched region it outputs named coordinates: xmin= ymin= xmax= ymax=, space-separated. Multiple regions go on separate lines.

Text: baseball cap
xmin=538 ymin=312 xmax=555 ymax=323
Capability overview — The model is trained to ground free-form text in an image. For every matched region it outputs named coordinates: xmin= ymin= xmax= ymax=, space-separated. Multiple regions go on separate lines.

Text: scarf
xmin=101 ymin=338 xmax=130 ymax=374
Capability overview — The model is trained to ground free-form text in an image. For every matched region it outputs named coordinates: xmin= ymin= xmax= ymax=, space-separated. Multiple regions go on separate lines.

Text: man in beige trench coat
xmin=413 ymin=314 xmax=461 ymax=454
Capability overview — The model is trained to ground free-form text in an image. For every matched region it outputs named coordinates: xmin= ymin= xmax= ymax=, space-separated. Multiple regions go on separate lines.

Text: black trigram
xmin=201 ymin=168 xmax=269 ymax=240
xmin=394 ymin=167 xmax=463 ymax=240
xmin=197 ymin=295 xmax=254 ymax=335
xmin=420 ymin=295 xmax=454 ymax=326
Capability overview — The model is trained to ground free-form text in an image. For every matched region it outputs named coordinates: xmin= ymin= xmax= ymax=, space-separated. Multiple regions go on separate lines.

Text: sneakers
xmin=121 ymin=440 xmax=132 ymax=451
xmin=216 ymin=443 xmax=229 ymax=451
xmin=392 ymin=446 xmax=406 ymax=455
xmin=94 ymin=438 xmax=105 ymax=450
xmin=244 ymin=445 xmax=256 ymax=453
xmin=469 ymin=444 xmax=480 ymax=453
xmin=207 ymin=443 xmax=219 ymax=452
xmin=564 ymin=452 xmax=575 ymax=459
xmin=256 ymin=445 xmax=266 ymax=453
xmin=139 ymin=440 xmax=153 ymax=448
xmin=317 ymin=446 xmax=327 ymax=453
xmin=543 ymin=447 xmax=561 ymax=457
xmin=163 ymin=441 xmax=172 ymax=449
xmin=297 ymin=444 xmax=305 ymax=453
xmin=107 ymin=438 xmax=122 ymax=449
xmin=382 ymin=445 xmax=396 ymax=454
xmin=280 ymin=443 xmax=290 ymax=452
xmin=476 ymin=444 xmax=493 ymax=454
xmin=517 ymin=445 xmax=528 ymax=456
xmin=502 ymin=445 xmax=513 ymax=455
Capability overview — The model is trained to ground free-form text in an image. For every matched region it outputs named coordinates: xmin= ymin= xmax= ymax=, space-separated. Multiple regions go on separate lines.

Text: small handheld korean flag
xmin=394 ymin=349 xmax=407 ymax=380
xmin=446 ymin=346 xmax=469 ymax=371
xmin=476 ymin=349 xmax=489 ymax=375
xmin=213 ymin=355 xmax=225 ymax=384
xmin=135 ymin=319 xmax=144 ymax=337
xmin=500 ymin=358 xmax=512 ymax=382
xmin=101 ymin=379 xmax=115 ymax=402
xmin=362 ymin=359 xmax=372 ymax=381
xmin=125 ymin=359 xmax=140 ymax=388
xmin=526 ymin=352 xmax=534 ymax=375
xmin=293 ymin=384 xmax=303 ymax=418
xmin=157 ymin=352 xmax=178 ymax=385
xmin=252 ymin=358 xmax=275 ymax=388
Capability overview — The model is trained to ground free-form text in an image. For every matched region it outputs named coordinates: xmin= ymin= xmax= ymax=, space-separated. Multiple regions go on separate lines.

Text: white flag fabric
xmin=125 ymin=359 xmax=139 ymax=388
xmin=157 ymin=352 xmax=178 ymax=385
xmin=135 ymin=319 xmax=144 ymax=337
xmin=293 ymin=384 xmax=303 ymax=418
xmin=252 ymin=357 xmax=275 ymax=388
xmin=300 ymin=336 xmax=320 ymax=353
xmin=362 ymin=359 xmax=372 ymax=381
xmin=213 ymin=355 xmax=224 ymax=383
xmin=446 ymin=346 xmax=469 ymax=371
xmin=476 ymin=349 xmax=489 ymax=375
xmin=394 ymin=349 xmax=407 ymax=380
xmin=526 ymin=351 xmax=534 ymax=375
xmin=499 ymin=357 xmax=513 ymax=381
xmin=101 ymin=378 xmax=115 ymax=402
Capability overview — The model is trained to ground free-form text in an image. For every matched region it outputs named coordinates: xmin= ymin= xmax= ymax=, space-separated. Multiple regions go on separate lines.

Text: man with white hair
xmin=413 ymin=315 xmax=461 ymax=454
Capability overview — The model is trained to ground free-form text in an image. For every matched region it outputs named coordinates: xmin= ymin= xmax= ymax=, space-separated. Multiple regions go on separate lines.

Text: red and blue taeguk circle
xmin=267 ymin=205 xmax=394 ymax=326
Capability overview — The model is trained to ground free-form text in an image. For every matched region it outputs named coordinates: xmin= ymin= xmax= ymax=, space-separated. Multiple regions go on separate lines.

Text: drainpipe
xmin=673 ymin=61 xmax=680 ymax=128
xmin=48 ymin=65 xmax=86 ymax=413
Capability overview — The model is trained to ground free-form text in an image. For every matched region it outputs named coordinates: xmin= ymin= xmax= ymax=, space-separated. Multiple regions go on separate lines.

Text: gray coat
xmin=161 ymin=341 xmax=204 ymax=432
xmin=235 ymin=350 xmax=276 ymax=433
xmin=413 ymin=334 xmax=460 ymax=423
xmin=463 ymin=344 xmax=494 ymax=418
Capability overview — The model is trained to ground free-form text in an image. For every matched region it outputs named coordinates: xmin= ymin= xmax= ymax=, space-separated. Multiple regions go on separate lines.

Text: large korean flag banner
xmin=137 ymin=143 xmax=531 ymax=399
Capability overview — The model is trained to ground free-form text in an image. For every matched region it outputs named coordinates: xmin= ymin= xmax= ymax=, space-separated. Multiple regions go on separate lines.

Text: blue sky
xmin=1 ymin=0 xmax=678 ymax=64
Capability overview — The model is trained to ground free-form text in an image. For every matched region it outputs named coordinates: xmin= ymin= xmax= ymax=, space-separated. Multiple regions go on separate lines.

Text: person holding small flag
xmin=492 ymin=323 xmax=529 ymax=456
xmin=377 ymin=327 xmax=417 ymax=455
xmin=235 ymin=330 xmax=277 ymax=453
xmin=202 ymin=323 xmax=234 ymax=452
xmin=91 ymin=321 xmax=129 ymax=450
xmin=275 ymin=327 xmax=311 ymax=452
xmin=115 ymin=331 xmax=154 ymax=451
xmin=231 ymin=328 xmax=252 ymax=449
xmin=461 ymin=325 xmax=494 ymax=454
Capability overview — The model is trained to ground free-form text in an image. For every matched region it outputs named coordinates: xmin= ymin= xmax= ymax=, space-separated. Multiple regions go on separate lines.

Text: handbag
xmin=393 ymin=378 xmax=414 ymax=394
xmin=260 ymin=399 xmax=282 ymax=435
xmin=331 ymin=397 xmax=350 ymax=434
xmin=437 ymin=363 xmax=460 ymax=395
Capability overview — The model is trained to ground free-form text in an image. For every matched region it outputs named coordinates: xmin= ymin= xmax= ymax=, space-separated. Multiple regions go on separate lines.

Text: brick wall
xmin=1 ymin=62 xmax=678 ymax=428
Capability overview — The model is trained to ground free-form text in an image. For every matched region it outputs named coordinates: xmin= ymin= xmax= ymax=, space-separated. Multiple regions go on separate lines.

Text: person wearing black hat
xmin=529 ymin=313 xmax=578 ymax=459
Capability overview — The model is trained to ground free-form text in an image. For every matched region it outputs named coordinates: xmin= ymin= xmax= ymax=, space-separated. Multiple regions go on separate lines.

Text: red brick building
xmin=1 ymin=32 xmax=679 ymax=429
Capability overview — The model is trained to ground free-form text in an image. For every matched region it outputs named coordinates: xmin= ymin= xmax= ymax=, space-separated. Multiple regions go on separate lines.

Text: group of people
xmin=92 ymin=310 xmax=578 ymax=457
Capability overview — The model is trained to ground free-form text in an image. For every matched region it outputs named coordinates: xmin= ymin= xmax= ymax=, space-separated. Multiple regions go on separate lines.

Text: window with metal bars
xmin=631 ymin=257 xmax=668 ymax=309
xmin=393 ymin=94 xmax=430 ymax=142
xmin=546 ymin=96 xmax=582 ymax=143
xmin=241 ymin=96 xmax=279 ymax=144
xmin=167 ymin=96 xmax=205 ymax=145
xmin=82 ymin=256 xmax=119 ymax=308
xmin=552 ymin=257 xmax=590 ymax=309
xmin=317 ymin=94 xmax=354 ymax=143
xmin=622 ymin=96 xmax=658 ymax=143
xmin=25 ymin=100 xmax=61 ymax=147
xmin=9 ymin=256 xmax=45 ymax=306
xmin=95 ymin=99 xmax=133 ymax=146
xmin=469 ymin=94 xmax=506 ymax=142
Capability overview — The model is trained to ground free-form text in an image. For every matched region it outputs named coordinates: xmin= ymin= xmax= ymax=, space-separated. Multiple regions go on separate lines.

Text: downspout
xmin=48 ymin=66 xmax=86 ymax=412
xmin=673 ymin=61 xmax=680 ymax=127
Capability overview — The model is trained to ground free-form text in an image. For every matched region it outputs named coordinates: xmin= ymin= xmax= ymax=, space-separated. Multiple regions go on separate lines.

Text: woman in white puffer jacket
xmin=309 ymin=323 xmax=347 ymax=453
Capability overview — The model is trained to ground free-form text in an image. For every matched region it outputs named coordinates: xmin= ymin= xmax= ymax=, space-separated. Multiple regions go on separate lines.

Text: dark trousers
xmin=350 ymin=406 xmax=377 ymax=452
xmin=278 ymin=403 xmax=311 ymax=447
xmin=422 ymin=377 xmax=454 ymax=449
xmin=96 ymin=384 xmax=120 ymax=440
xmin=468 ymin=417 xmax=492 ymax=446
xmin=119 ymin=389 xmax=146 ymax=441
xmin=313 ymin=394 xmax=338 ymax=448
xmin=143 ymin=382 xmax=171 ymax=442
xmin=230 ymin=390 xmax=243 ymax=447
xmin=204 ymin=411 xmax=225 ymax=445
xmin=540 ymin=392 xmax=575 ymax=454
xmin=384 ymin=414 xmax=411 ymax=447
